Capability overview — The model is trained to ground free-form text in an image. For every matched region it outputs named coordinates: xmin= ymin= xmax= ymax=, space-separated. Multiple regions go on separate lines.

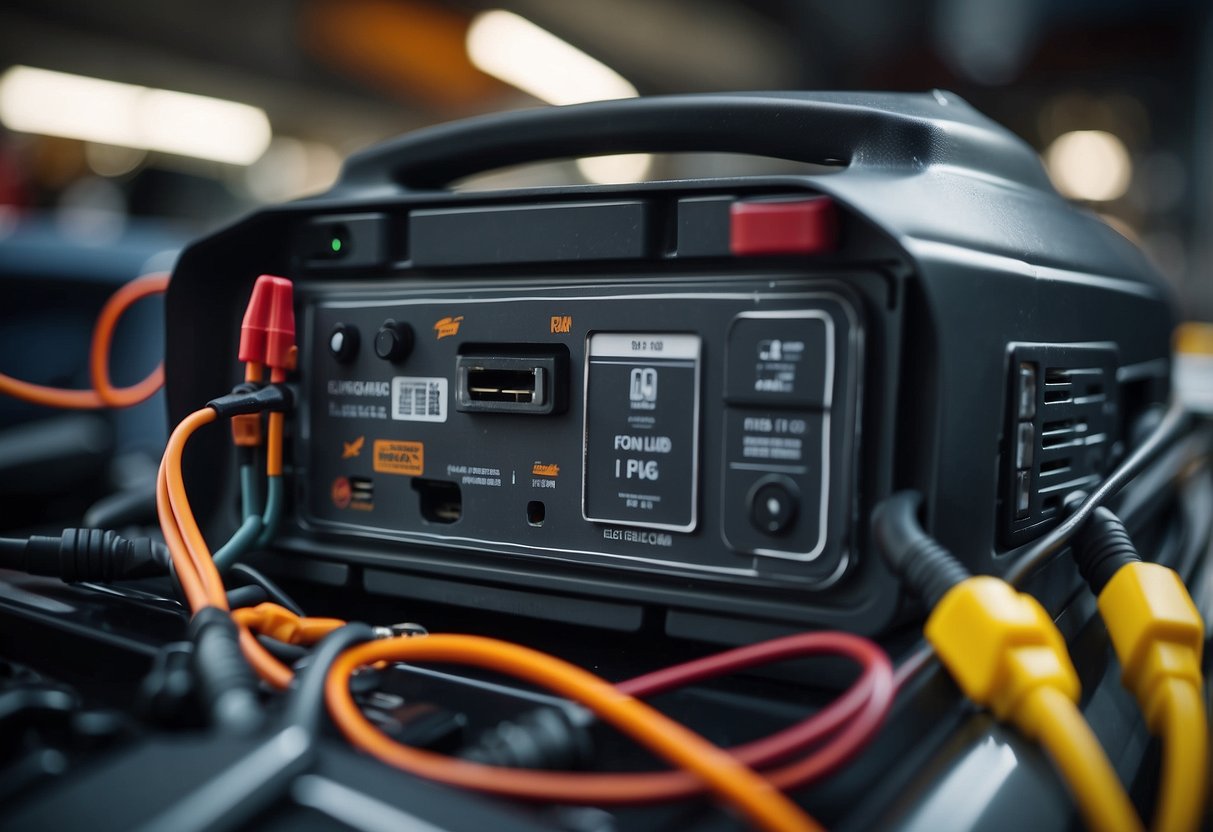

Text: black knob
xmin=328 ymin=323 xmax=360 ymax=363
xmin=374 ymin=319 xmax=414 ymax=362
xmin=748 ymin=476 xmax=799 ymax=536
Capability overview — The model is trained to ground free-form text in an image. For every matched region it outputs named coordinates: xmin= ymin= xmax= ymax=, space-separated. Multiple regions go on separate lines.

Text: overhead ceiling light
xmin=1043 ymin=130 xmax=1131 ymax=202
xmin=467 ymin=10 xmax=637 ymax=105
xmin=466 ymin=10 xmax=649 ymax=185
xmin=0 ymin=65 xmax=272 ymax=166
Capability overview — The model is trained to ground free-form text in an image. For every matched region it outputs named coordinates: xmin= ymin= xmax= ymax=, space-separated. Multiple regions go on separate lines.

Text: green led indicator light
xmin=331 ymin=237 xmax=342 ymax=253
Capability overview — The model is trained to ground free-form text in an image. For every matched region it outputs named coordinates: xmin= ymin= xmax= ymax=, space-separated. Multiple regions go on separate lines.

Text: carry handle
xmin=336 ymin=92 xmax=988 ymax=192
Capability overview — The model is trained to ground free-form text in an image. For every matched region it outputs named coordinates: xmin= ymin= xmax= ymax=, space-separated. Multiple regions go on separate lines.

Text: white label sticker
xmin=391 ymin=377 xmax=448 ymax=423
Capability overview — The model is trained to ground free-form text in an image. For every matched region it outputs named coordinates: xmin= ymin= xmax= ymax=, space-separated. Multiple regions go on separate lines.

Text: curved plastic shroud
xmin=335 ymin=90 xmax=1055 ymax=194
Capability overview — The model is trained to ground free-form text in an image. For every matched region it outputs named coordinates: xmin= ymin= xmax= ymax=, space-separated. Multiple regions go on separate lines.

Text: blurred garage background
xmin=0 ymin=0 xmax=1208 ymax=527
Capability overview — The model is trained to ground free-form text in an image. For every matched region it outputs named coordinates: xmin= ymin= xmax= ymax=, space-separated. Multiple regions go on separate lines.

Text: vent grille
xmin=1000 ymin=344 xmax=1119 ymax=548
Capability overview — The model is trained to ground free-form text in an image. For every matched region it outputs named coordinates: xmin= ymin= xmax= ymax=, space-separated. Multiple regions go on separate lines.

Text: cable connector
xmin=238 ymin=275 xmax=274 ymax=365
xmin=458 ymin=705 xmax=594 ymax=771
xmin=207 ymin=384 xmax=293 ymax=417
xmin=238 ymin=274 xmax=296 ymax=373
xmin=231 ymin=602 xmax=345 ymax=646
xmin=373 ymin=622 xmax=429 ymax=639
xmin=0 ymin=528 xmax=169 ymax=583
xmin=1073 ymin=508 xmax=1207 ymax=832
xmin=874 ymin=490 xmax=1141 ymax=831
xmin=264 ymin=275 xmax=296 ymax=373
xmin=926 ymin=576 xmax=1079 ymax=725
xmin=1097 ymin=562 xmax=1203 ymax=727
xmin=226 ymin=381 xmax=264 ymax=447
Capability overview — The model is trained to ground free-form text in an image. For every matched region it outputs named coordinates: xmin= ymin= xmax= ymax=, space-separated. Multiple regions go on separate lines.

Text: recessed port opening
xmin=467 ymin=367 xmax=541 ymax=403
xmin=412 ymin=478 xmax=462 ymax=524
xmin=527 ymin=500 xmax=545 ymax=526
xmin=455 ymin=345 xmax=570 ymax=415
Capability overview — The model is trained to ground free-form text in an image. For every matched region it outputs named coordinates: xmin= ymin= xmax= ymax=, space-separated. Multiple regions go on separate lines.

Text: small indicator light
xmin=331 ymin=237 xmax=342 ymax=253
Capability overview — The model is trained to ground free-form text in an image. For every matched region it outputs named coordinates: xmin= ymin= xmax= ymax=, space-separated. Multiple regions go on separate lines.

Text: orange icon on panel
xmin=331 ymin=476 xmax=352 ymax=509
xmin=532 ymin=462 xmax=560 ymax=477
xmin=342 ymin=436 xmax=365 ymax=459
xmin=550 ymin=315 xmax=572 ymax=334
xmin=434 ymin=316 xmax=464 ymax=339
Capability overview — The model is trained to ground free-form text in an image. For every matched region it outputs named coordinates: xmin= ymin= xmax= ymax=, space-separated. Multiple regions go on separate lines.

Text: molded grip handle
xmin=336 ymin=91 xmax=1042 ymax=192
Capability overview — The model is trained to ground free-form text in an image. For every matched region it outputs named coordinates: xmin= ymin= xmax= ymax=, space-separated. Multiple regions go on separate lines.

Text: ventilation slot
xmin=1041 ymin=418 xmax=1087 ymax=448
xmin=1001 ymin=345 xmax=1119 ymax=548
xmin=1039 ymin=458 xmax=1071 ymax=476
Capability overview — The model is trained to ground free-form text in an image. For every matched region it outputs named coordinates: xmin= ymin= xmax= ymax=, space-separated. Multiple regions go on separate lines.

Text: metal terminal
xmin=372 ymin=622 xmax=428 ymax=639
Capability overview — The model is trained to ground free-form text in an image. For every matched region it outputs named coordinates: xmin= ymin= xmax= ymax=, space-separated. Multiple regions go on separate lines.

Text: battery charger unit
xmin=165 ymin=92 xmax=1174 ymax=642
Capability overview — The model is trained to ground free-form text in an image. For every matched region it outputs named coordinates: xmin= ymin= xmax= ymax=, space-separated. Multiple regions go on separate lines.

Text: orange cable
xmin=156 ymin=458 xmax=209 ymax=612
xmin=326 ymin=635 xmax=822 ymax=832
xmin=89 ymin=272 xmax=170 ymax=406
xmin=233 ymin=603 xmax=346 ymax=645
xmin=159 ymin=405 xmax=295 ymax=688
xmin=163 ymin=408 xmax=228 ymax=609
xmin=266 ymin=412 xmax=284 ymax=477
xmin=0 ymin=272 xmax=168 ymax=409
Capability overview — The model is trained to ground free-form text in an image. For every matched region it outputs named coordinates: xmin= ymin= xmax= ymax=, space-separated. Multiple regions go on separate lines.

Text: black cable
xmin=1004 ymin=399 xmax=1192 ymax=587
xmin=0 ymin=529 xmax=168 ymax=582
xmin=1071 ymin=507 xmax=1143 ymax=595
xmin=189 ymin=607 xmax=264 ymax=736
xmin=226 ymin=584 xmax=268 ymax=609
xmin=229 ymin=563 xmax=305 ymax=617
xmin=256 ymin=634 xmax=309 ymax=664
xmin=871 ymin=491 xmax=969 ymax=609
xmin=284 ymin=623 xmax=376 ymax=737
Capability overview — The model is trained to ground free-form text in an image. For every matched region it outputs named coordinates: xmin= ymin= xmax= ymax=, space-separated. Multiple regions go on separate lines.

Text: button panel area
xmin=721 ymin=311 xmax=835 ymax=561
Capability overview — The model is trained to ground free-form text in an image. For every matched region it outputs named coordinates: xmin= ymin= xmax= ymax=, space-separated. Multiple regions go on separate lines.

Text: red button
xmin=729 ymin=197 xmax=838 ymax=256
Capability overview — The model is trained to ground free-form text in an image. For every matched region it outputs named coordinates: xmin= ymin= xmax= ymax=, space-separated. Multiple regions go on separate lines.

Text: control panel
xmin=299 ymin=278 xmax=862 ymax=589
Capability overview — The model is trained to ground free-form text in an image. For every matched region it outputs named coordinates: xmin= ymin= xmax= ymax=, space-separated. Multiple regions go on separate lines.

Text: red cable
xmin=619 ymin=632 xmax=892 ymax=775
xmin=617 ymin=632 xmax=895 ymax=788
xmin=324 ymin=629 xmax=894 ymax=806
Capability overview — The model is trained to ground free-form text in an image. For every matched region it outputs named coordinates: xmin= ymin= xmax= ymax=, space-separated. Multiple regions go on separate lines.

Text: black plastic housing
xmin=164 ymin=92 xmax=1175 ymax=641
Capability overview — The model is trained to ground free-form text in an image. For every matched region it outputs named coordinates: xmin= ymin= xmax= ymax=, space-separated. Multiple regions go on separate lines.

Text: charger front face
xmin=300 ymin=275 xmax=863 ymax=589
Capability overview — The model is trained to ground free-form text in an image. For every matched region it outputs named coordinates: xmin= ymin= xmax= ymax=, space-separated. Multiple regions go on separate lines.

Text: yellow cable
xmin=1019 ymin=685 xmax=1142 ymax=832
xmin=1097 ymin=562 xmax=1207 ymax=832
xmin=926 ymin=576 xmax=1143 ymax=832
xmin=1152 ymin=678 xmax=1207 ymax=832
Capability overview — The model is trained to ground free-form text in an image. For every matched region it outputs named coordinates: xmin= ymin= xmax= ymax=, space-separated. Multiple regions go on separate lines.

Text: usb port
xmin=455 ymin=346 xmax=569 ymax=415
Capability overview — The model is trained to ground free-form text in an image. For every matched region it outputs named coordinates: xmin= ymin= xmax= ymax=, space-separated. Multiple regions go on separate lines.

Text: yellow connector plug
xmin=927 ymin=576 xmax=1142 ymax=832
xmin=1098 ymin=562 xmax=1207 ymax=832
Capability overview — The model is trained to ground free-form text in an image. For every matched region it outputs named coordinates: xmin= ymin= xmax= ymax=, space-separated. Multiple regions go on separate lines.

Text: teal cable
xmin=213 ymin=514 xmax=263 ymax=571
xmin=239 ymin=463 xmax=258 ymax=521
xmin=214 ymin=464 xmax=263 ymax=571
xmin=255 ymin=475 xmax=283 ymax=548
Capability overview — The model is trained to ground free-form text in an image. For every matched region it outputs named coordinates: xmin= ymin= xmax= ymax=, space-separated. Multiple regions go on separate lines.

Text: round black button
xmin=748 ymin=476 xmax=799 ymax=536
xmin=374 ymin=319 xmax=414 ymax=362
xmin=328 ymin=323 xmax=360 ymax=363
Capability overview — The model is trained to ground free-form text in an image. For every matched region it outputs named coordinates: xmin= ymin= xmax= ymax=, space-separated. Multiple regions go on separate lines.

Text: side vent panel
xmin=1000 ymin=344 xmax=1120 ymax=548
